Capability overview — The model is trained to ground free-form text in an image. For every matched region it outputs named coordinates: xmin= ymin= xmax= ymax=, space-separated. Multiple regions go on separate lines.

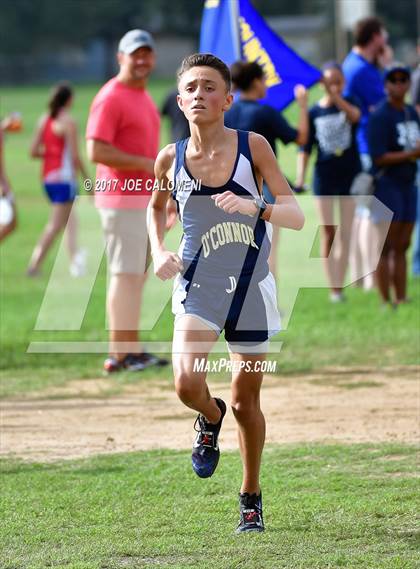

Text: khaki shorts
xmin=99 ymin=208 xmax=150 ymax=275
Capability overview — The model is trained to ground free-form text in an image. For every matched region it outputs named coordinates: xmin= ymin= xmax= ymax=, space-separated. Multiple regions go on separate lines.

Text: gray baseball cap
xmin=118 ymin=29 xmax=155 ymax=54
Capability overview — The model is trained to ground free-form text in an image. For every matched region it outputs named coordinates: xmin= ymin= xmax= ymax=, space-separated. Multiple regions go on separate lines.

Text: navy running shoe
xmin=191 ymin=398 xmax=226 ymax=478
xmin=236 ymin=492 xmax=265 ymax=533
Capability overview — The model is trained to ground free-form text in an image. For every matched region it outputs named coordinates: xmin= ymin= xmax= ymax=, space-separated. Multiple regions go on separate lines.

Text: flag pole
xmin=228 ymin=0 xmax=242 ymax=60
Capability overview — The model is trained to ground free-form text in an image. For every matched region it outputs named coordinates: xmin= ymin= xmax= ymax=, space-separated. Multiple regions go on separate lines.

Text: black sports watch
xmin=253 ymin=196 xmax=267 ymax=218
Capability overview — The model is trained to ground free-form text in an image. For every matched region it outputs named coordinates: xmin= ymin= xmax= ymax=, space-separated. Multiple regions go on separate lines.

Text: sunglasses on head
xmin=388 ymin=75 xmax=409 ymax=84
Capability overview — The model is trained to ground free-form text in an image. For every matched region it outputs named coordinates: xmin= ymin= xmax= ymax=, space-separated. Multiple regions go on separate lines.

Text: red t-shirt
xmin=86 ymin=77 xmax=160 ymax=209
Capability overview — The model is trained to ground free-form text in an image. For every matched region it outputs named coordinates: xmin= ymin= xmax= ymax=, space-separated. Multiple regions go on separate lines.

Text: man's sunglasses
xmin=388 ymin=75 xmax=409 ymax=84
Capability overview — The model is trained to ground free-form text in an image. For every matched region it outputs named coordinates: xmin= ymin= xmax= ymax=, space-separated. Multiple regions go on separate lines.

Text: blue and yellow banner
xmin=199 ymin=0 xmax=321 ymax=110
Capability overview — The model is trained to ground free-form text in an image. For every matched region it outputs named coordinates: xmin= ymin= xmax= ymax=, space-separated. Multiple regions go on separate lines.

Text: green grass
xmin=1 ymin=83 xmax=419 ymax=398
xmin=1 ymin=444 xmax=419 ymax=569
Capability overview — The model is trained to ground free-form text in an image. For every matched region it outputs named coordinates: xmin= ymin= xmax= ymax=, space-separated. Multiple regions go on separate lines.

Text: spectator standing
xmin=368 ymin=64 xmax=420 ymax=306
xmin=342 ymin=17 xmax=388 ymax=290
xmin=296 ymin=62 xmax=361 ymax=302
xmin=86 ymin=29 xmax=167 ymax=373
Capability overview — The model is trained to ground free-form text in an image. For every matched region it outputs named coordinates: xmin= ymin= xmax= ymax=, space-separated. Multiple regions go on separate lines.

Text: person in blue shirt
xmin=296 ymin=62 xmax=361 ymax=302
xmin=224 ymin=61 xmax=308 ymax=278
xmin=343 ymin=16 xmax=388 ymax=291
xmin=343 ymin=17 xmax=388 ymax=157
xmin=368 ymin=63 xmax=420 ymax=307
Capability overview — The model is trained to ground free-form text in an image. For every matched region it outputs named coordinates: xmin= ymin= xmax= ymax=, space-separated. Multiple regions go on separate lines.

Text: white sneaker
xmin=70 ymin=248 xmax=87 ymax=277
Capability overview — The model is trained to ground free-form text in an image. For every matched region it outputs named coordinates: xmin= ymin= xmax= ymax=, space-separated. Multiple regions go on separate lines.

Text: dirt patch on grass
xmin=1 ymin=366 xmax=418 ymax=462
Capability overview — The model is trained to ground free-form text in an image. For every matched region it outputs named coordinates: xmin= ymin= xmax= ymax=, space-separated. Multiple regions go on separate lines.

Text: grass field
xmin=1 ymin=444 xmax=419 ymax=569
xmin=1 ymin=83 xmax=419 ymax=569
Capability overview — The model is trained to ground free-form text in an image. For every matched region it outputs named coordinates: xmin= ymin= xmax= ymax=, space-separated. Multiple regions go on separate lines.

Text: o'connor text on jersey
xmin=201 ymin=221 xmax=259 ymax=258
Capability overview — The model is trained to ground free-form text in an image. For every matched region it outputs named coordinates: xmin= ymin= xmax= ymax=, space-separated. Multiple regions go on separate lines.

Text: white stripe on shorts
xmin=258 ymin=272 xmax=281 ymax=337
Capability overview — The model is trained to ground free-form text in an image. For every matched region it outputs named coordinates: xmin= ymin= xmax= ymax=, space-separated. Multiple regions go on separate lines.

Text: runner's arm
xmin=147 ymin=145 xmax=183 ymax=280
xmin=213 ymin=134 xmax=304 ymax=230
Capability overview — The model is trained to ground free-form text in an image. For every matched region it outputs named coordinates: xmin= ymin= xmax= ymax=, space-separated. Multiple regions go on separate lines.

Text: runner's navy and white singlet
xmin=171 ymin=130 xmax=280 ymax=349
xmin=173 ymin=130 xmax=271 ymax=281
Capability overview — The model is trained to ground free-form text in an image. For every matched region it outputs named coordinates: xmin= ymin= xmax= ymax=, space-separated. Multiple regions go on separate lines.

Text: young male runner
xmin=148 ymin=54 xmax=305 ymax=533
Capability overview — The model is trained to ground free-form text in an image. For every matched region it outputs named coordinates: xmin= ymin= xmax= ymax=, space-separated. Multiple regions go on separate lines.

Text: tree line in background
xmin=0 ymin=0 xmax=417 ymax=62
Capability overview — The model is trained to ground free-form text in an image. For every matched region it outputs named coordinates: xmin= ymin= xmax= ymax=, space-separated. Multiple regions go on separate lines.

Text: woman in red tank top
xmin=27 ymin=83 xmax=89 ymax=276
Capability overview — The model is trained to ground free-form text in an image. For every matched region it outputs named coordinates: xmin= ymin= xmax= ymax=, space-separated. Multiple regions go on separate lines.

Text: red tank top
xmin=41 ymin=116 xmax=74 ymax=182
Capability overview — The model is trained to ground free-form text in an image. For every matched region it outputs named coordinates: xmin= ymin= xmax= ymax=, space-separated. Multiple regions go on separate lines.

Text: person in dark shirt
xmin=224 ymin=61 xmax=308 ymax=277
xmin=161 ymin=88 xmax=190 ymax=142
xmin=296 ymin=62 xmax=361 ymax=302
xmin=368 ymin=63 xmax=420 ymax=306
xmin=225 ymin=62 xmax=308 ymax=156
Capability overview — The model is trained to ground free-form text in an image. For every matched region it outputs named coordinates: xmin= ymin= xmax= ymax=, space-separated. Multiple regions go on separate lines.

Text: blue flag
xmin=199 ymin=0 xmax=321 ymax=110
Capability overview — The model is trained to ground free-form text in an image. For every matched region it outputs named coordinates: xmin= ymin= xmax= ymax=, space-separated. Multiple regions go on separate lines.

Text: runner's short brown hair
xmin=178 ymin=53 xmax=231 ymax=91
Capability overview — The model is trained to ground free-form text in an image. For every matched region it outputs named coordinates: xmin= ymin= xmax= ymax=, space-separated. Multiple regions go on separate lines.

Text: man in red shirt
xmin=86 ymin=29 xmax=167 ymax=372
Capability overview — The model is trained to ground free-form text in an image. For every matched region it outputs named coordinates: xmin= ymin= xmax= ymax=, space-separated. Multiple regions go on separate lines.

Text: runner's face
xmin=118 ymin=47 xmax=155 ymax=81
xmin=177 ymin=67 xmax=233 ymax=124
